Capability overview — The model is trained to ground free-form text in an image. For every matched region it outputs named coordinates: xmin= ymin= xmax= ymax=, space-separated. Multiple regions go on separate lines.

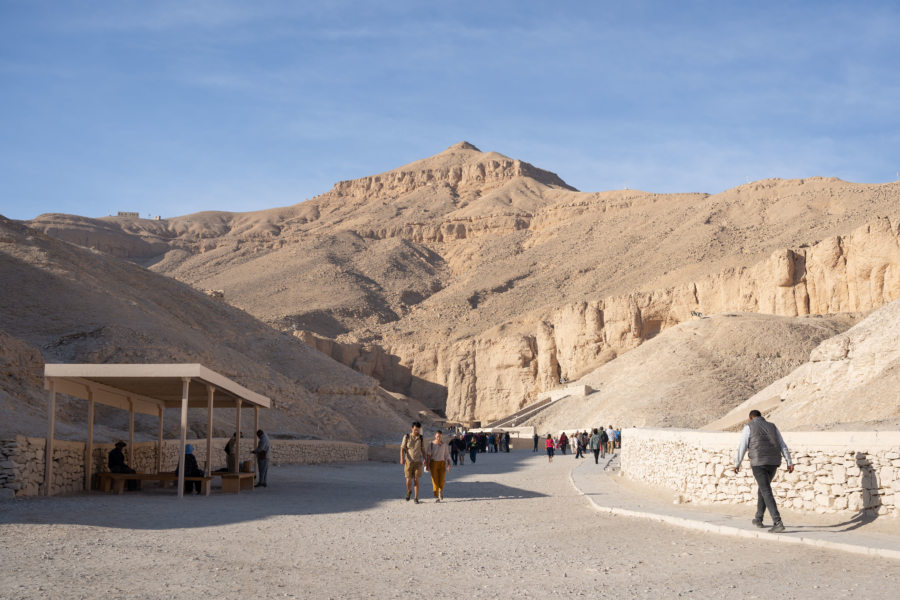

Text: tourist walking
xmin=545 ymin=434 xmax=555 ymax=462
xmin=733 ymin=410 xmax=794 ymax=533
xmin=449 ymin=434 xmax=461 ymax=466
xmin=252 ymin=429 xmax=270 ymax=487
xmin=589 ymin=429 xmax=601 ymax=464
xmin=468 ymin=434 xmax=479 ymax=464
xmin=401 ymin=421 xmax=426 ymax=503
xmin=558 ymin=432 xmax=568 ymax=455
xmin=533 ymin=432 xmax=539 ymax=452
xmin=599 ymin=428 xmax=608 ymax=458
xmin=605 ymin=425 xmax=615 ymax=456
xmin=426 ymin=430 xmax=451 ymax=501
xmin=504 ymin=431 xmax=511 ymax=452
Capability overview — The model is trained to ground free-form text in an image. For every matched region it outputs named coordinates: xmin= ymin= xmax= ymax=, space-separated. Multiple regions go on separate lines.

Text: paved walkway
xmin=571 ymin=453 xmax=900 ymax=561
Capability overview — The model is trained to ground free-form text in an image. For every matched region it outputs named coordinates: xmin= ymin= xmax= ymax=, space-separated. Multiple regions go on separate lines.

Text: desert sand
xmin=2 ymin=454 xmax=898 ymax=599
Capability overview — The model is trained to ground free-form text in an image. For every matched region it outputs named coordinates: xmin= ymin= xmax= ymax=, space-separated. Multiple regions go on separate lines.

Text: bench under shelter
xmin=43 ymin=363 xmax=271 ymax=498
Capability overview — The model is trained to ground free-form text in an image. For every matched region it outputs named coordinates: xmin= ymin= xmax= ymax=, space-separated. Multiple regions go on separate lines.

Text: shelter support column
xmin=128 ymin=397 xmax=135 ymax=469
xmin=234 ymin=399 xmax=242 ymax=474
xmin=157 ymin=406 xmax=164 ymax=473
xmin=44 ymin=380 xmax=56 ymax=496
xmin=178 ymin=378 xmax=190 ymax=499
xmin=85 ymin=389 xmax=94 ymax=492
xmin=206 ymin=385 xmax=214 ymax=478
xmin=254 ymin=406 xmax=259 ymax=441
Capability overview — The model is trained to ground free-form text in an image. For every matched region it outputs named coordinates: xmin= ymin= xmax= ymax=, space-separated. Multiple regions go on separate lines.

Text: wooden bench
xmin=97 ymin=472 xmax=213 ymax=496
xmin=215 ymin=472 xmax=255 ymax=493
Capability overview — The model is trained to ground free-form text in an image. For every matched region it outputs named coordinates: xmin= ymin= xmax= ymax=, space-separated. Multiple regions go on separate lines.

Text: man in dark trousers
xmin=734 ymin=410 xmax=794 ymax=533
xmin=252 ymin=429 xmax=270 ymax=487
xmin=108 ymin=440 xmax=138 ymax=491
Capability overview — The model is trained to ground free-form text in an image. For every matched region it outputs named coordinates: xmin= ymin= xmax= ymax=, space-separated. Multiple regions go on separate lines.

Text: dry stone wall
xmin=621 ymin=428 xmax=900 ymax=517
xmin=1 ymin=435 xmax=368 ymax=498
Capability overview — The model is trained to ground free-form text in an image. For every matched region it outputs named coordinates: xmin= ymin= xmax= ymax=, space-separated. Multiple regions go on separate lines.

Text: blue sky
xmin=2 ymin=1 xmax=899 ymax=220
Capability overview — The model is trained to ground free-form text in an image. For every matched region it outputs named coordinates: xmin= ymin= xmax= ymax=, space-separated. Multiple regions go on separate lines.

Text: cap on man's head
xmin=411 ymin=421 xmax=422 ymax=429
xmin=115 ymin=440 xmax=126 ymax=448
xmin=185 ymin=444 xmax=194 ymax=454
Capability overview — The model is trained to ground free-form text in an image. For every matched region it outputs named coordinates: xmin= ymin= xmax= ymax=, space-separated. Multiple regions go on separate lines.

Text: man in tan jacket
xmin=400 ymin=421 xmax=425 ymax=504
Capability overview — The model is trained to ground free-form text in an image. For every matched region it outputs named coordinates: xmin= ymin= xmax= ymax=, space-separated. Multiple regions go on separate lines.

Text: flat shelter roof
xmin=44 ymin=363 xmax=271 ymax=415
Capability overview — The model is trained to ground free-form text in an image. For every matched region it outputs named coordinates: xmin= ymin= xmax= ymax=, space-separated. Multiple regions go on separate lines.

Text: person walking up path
xmin=545 ymin=434 xmax=555 ymax=462
xmin=589 ymin=429 xmax=601 ymax=464
xmin=733 ymin=410 xmax=794 ymax=533
xmin=426 ymin=430 xmax=451 ymax=501
xmin=605 ymin=425 xmax=615 ymax=456
xmin=401 ymin=421 xmax=426 ymax=503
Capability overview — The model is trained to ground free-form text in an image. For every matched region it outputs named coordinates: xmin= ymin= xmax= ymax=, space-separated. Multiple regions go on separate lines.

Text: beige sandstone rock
xmin=20 ymin=143 xmax=900 ymax=429
xmin=707 ymin=297 xmax=900 ymax=431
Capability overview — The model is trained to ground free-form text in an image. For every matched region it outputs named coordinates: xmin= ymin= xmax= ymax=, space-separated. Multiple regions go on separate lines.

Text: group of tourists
xmin=400 ymin=423 xmax=512 ymax=503
xmin=107 ymin=429 xmax=271 ymax=494
xmin=534 ymin=426 xmax=620 ymax=463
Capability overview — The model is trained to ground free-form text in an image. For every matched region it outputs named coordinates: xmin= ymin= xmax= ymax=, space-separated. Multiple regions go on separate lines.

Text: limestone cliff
xmin=385 ymin=217 xmax=900 ymax=423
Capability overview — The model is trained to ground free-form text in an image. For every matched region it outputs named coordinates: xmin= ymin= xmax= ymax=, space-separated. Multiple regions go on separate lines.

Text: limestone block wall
xmin=621 ymin=428 xmax=900 ymax=517
xmin=1 ymin=435 xmax=369 ymax=498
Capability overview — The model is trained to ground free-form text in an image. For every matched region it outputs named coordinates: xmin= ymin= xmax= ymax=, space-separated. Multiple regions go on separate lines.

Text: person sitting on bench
xmin=176 ymin=444 xmax=206 ymax=495
xmin=108 ymin=440 xmax=138 ymax=491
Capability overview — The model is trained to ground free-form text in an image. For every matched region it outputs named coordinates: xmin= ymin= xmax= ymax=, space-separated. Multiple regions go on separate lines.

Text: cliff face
xmin=382 ymin=217 xmax=900 ymax=423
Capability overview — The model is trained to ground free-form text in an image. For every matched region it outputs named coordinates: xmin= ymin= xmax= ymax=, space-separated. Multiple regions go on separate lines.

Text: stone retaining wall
xmin=620 ymin=428 xmax=900 ymax=517
xmin=0 ymin=436 xmax=369 ymax=498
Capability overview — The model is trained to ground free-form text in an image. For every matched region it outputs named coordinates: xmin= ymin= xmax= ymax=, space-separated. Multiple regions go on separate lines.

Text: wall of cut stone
xmin=0 ymin=436 xmax=369 ymax=498
xmin=620 ymin=428 xmax=900 ymax=517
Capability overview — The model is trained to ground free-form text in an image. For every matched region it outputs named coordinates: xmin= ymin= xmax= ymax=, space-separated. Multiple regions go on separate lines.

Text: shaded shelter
xmin=43 ymin=363 xmax=271 ymax=498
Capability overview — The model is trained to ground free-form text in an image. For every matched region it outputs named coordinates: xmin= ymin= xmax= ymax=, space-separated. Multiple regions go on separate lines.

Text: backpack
xmin=600 ymin=430 xmax=608 ymax=444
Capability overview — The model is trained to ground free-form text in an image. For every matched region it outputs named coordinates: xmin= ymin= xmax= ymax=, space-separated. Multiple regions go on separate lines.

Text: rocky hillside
xmin=705 ymin=298 xmax=900 ymax=432
xmin=26 ymin=143 xmax=900 ymax=426
xmin=0 ymin=217 xmax=424 ymax=443
xmin=525 ymin=312 xmax=861 ymax=431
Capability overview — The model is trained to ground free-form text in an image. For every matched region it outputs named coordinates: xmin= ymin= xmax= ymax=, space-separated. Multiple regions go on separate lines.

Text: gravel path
xmin=1 ymin=452 xmax=897 ymax=599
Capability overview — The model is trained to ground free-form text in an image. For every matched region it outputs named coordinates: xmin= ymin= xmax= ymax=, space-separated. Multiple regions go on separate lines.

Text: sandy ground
xmin=2 ymin=452 xmax=898 ymax=600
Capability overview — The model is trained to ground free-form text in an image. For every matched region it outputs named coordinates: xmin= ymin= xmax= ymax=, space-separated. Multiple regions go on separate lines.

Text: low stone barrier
xmin=620 ymin=428 xmax=900 ymax=518
xmin=0 ymin=435 xmax=368 ymax=498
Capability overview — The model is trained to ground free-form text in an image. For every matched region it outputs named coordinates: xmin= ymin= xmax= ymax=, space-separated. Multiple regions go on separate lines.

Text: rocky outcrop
xmin=393 ymin=217 xmax=900 ymax=423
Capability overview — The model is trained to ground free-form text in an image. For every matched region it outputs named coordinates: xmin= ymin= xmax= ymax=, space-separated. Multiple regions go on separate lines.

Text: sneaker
xmin=435 ymin=498 xmax=441 ymax=503
xmin=414 ymin=498 xmax=420 ymax=504
xmin=769 ymin=522 xmax=785 ymax=533
xmin=751 ymin=518 xmax=765 ymax=528
xmin=405 ymin=491 xmax=411 ymax=501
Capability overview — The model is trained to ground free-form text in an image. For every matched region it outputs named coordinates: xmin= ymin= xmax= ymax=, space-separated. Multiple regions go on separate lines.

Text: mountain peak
xmin=446 ymin=141 xmax=481 ymax=152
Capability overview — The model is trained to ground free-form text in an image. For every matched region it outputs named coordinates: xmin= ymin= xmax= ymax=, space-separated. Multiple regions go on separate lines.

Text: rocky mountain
xmin=0 ymin=216 xmax=427 ymax=443
xmin=25 ymin=142 xmax=900 ymax=427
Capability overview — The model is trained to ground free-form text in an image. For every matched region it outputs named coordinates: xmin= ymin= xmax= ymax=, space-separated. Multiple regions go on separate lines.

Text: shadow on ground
xmin=0 ymin=452 xmax=548 ymax=530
